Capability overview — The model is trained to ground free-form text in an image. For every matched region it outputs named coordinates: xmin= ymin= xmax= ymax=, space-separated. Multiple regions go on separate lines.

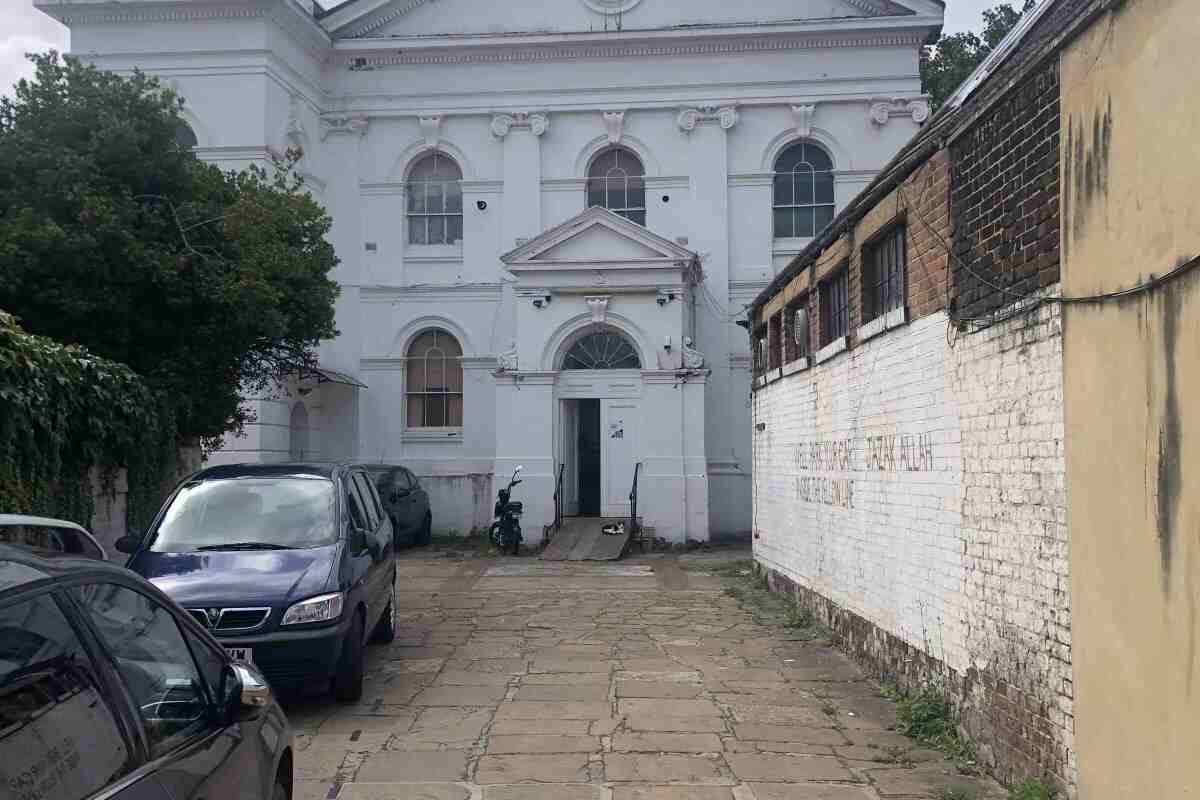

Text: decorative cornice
xmin=360 ymin=283 xmax=502 ymax=302
xmin=491 ymin=112 xmax=549 ymax=138
xmin=320 ymin=114 xmax=369 ymax=140
xmin=602 ymin=110 xmax=626 ymax=144
xmin=43 ymin=4 xmax=264 ymax=26
xmin=334 ymin=32 xmax=928 ymax=67
xmin=676 ymin=105 xmax=738 ymax=132
xmin=868 ymin=95 xmax=931 ymax=126
xmin=345 ymin=0 xmax=429 ymax=39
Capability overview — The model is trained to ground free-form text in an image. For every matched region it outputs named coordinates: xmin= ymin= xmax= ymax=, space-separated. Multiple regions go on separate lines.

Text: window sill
xmin=401 ymin=428 xmax=464 ymax=443
xmin=771 ymin=237 xmax=815 ymax=256
xmin=815 ymin=336 xmax=847 ymax=364
xmin=782 ymin=357 xmax=811 ymax=377
xmin=405 ymin=244 xmax=463 ymax=263
xmin=857 ymin=306 xmax=908 ymax=344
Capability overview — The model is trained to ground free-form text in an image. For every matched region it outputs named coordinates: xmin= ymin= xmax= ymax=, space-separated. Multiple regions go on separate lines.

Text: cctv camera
xmin=656 ymin=296 xmax=667 ymax=307
xmin=476 ymin=200 xmax=488 ymax=211
xmin=532 ymin=298 xmax=543 ymax=308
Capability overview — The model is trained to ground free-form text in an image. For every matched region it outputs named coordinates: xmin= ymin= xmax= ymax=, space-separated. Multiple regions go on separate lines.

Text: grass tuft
xmin=1008 ymin=778 xmax=1057 ymax=800
xmin=895 ymin=688 xmax=977 ymax=767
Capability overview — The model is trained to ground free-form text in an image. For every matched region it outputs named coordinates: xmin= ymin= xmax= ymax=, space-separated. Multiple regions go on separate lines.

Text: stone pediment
xmin=320 ymin=0 xmax=937 ymax=41
xmin=501 ymin=206 xmax=695 ymax=273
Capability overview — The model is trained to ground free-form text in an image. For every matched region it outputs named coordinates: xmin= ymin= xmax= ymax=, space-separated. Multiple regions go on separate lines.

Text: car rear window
xmin=0 ymin=524 xmax=103 ymax=560
xmin=149 ymin=477 xmax=336 ymax=552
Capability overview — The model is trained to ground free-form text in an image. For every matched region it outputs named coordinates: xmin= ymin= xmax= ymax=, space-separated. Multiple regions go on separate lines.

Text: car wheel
xmin=418 ymin=512 xmax=432 ymax=546
xmin=332 ymin=610 xmax=365 ymax=702
xmin=370 ymin=580 xmax=396 ymax=644
xmin=272 ymin=779 xmax=288 ymax=800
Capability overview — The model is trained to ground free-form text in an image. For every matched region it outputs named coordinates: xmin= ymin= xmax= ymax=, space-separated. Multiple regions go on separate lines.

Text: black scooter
xmin=489 ymin=465 xmax=524 ymax=555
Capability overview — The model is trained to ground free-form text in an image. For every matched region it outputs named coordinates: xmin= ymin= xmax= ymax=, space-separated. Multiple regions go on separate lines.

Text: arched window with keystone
xmin=407 ymin=152 xmax=463 ymax=245
xmin=773 ymin=141 xmax=835 ymax=238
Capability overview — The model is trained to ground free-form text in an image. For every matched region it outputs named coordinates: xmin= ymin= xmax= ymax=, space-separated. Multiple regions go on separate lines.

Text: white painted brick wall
xmin=752 ymin=295 xmax=1074 ymax=788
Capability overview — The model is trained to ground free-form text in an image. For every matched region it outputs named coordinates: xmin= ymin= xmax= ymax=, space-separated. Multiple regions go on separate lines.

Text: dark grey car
xmin=0 ymin=544 xmax=293 ymax=800
xmin=363 ymin=465 xmax=431 ymax=548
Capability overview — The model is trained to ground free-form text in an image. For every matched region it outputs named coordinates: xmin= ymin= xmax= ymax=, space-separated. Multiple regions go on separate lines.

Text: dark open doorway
xmin=577 ymin=399 xmax=601 ymax=516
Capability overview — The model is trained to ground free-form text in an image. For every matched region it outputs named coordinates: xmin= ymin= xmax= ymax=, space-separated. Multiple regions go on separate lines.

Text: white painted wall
xmin=49 ymin=0 xmax=939 ymax=538
xmin=752 ymin=301 xmax=1071 ymax=770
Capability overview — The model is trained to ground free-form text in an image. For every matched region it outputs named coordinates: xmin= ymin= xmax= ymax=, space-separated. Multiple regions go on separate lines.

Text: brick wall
xmin=751 ymin=296 xmax=1073 ymax=792
xmin=950 ymin=59 xmax=1061 ymax=321
xmin=757 ymin=150 xmax=952 ymax=376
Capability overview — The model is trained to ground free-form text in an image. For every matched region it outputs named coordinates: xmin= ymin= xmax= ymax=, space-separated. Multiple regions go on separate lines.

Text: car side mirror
xmin=391 ymin=488 xmax=410 ymax=502
xmin=221 ymin=663 xmax=271 ymax=723
xmin=114 ymin=534 xmax=142 ymax=554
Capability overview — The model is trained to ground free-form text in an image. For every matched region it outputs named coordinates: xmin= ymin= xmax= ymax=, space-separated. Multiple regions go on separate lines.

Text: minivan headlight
xmin=281 ymin=592 xmax=344 ymax=626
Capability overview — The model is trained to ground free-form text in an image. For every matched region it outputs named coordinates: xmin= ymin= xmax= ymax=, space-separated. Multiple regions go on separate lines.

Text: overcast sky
xmin=1 ymin=0 xmax=1004 ymax=100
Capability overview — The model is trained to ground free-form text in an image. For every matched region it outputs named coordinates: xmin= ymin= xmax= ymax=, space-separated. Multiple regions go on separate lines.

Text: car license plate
xmin=224 ymin=647 xmax=254 ymax=665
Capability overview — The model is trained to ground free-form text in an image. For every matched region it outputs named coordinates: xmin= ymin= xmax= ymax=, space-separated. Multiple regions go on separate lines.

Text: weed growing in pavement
xmin=894 ymin=688 xmax=978 ymax=770
xmin=714 ymin=562 xmax=830 ymax=642
xmin=934 ymin=789 xmax=981 ymax=800
xmin=821 ymin=703 xmax=839 ymax=718
xmin=706 ymin=559 xmax=756 ymax=577
xmin=1008 ymin=778 xmax=1057 ymax=800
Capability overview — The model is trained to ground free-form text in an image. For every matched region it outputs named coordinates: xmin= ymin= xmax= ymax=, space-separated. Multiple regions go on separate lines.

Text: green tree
xmin=921 ymin=1 xmax=1036 ymax=111
xmin=0 ymin=52 xmax=339 ymax=447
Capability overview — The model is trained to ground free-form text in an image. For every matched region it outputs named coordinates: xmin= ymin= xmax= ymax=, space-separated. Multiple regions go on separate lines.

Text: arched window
xmin=562 ymin=329 xmax=641 ymax=370
xmin=407 ymin=152 xmax=463 ymax=245
xmin=173 ymin=119 xmax=198 ymax=149
xmin=289 ymin=402 xmax=309 ymax=460
xmin=406 ymin=329 xmax=463 ymax=427
xmin=773 ymin=141 xmax=835 ymax=238
xmin=586 ymin=148 xmax=646 ymax=225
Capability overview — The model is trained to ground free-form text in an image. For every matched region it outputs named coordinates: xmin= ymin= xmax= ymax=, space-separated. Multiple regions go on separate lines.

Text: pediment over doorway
xmin=501 ymin=206 xmax=696 ymax=275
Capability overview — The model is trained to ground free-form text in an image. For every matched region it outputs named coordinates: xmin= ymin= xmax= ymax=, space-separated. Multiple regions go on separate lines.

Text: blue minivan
xmin=118 ymin=463 xmax=396 ymax=702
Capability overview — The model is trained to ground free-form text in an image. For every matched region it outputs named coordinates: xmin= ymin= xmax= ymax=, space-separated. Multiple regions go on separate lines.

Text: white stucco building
xmin=39 ymin=0 xmax=942 ymax=541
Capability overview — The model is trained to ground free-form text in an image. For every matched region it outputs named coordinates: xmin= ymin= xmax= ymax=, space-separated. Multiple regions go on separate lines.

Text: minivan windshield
xmin=149 ymin=477 xmax=336 ymax=552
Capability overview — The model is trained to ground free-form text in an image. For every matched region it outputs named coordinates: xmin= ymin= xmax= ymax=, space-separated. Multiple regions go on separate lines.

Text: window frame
xmin=820 ymin=267 xmax=850 ymax=348
xmin=63 ymin=580 xmax=224 ymax=762
xmin=405 ymin=329 xmax=464 ymax=430
xmin=772 ymin=141 xmax=836 ymax=240
xmin=0 ymin=586 xmax=145 ymax=795
xmin=784 ymin=298 xmax=810 ymax=364
xmin=585 ymin=147 xmax=647 ymax=225
xmin=862 ymin=223 xmax=907 ymax=324
xmin=767 ymin=313 xmax=783 ymax=372
xmin=406 ymin=151 xmax=464 ymax=247
xmin=752 ymin=324 xmax=769 ymax=380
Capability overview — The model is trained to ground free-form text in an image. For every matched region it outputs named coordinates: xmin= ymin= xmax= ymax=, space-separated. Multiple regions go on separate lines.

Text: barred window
xmin=407 ymin=152 xmax=463 ymax=245
xmin=586 ymin=148 xmax=646 ymax=225
xmin=785 ymin=301 xmax=809 ymax=362
xmin=863 ymin=225 xmax=906 ymax=323
xmin=768 ymin=313 xmax=783 ymax=371
xmin=753 ymin=326 xmax=768 ymax=377
xmin=820 ymin=268 xmax=849 ymax=347
xmin=773 ymin=141 xmax=835 ymax=239
xmin=406 ymin=330 xmax=463 ymax=428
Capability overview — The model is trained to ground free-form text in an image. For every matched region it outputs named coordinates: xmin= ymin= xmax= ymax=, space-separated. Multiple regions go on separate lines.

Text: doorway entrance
xmin=560 ymin=396 xmax=639 ymax=519
xmin=577 ymin=399 xmax=601 ymax=516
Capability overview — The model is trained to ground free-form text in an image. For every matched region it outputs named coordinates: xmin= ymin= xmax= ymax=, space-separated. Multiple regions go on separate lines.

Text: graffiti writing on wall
xmin=790 ymin=432 xmax=938 ymax=509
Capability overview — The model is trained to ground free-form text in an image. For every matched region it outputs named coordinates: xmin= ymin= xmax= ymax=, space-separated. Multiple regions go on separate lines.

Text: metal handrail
xmin=553 ymin=462 xmax=566 ymax=532
xmin=628 ymin=462 xmax=643 ymax=551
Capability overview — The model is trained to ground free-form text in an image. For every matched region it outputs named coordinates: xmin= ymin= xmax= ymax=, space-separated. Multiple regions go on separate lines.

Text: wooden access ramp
xmin=540 ymin=517 xmax=631 ymax=561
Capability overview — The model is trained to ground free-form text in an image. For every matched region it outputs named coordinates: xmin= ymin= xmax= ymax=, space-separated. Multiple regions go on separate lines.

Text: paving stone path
xmin=288 ymin=549 xmax=1004 ymax=800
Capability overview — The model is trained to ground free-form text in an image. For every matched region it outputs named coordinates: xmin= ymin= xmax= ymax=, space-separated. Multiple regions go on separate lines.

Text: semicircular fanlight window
xmin=562 ymin=331 xmax=641 ymax=370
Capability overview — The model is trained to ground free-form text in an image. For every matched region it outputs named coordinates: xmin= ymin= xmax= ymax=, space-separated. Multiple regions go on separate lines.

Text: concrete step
xmin=541 ymin=517 xmax=631 ymax=561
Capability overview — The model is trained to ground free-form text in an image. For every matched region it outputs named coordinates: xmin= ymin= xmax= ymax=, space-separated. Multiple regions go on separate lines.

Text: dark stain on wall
xmin=1064 ymin=97 xmax=1113 ymax=258
xmin=1155 ymin=265 xmax=1184 ymax=590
